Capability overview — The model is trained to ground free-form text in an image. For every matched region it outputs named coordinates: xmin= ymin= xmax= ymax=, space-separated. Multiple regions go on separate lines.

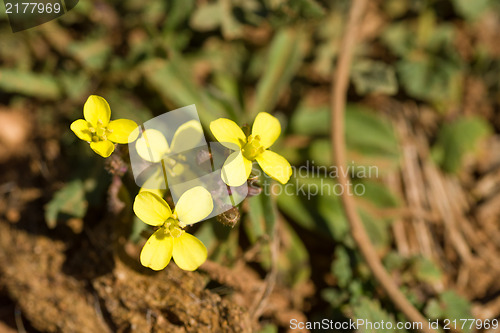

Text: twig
xmin=329 ymin=1 xmax=435 ymax=332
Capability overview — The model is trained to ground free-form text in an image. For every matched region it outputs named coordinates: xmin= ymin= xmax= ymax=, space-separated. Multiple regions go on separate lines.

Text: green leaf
xmin=277 ymin=175 xmax=333 ymax=234
xmin=190 ymin=2 xmax=221 ymax=31
xmin=164 ymin=0 xmax=195 ymax=31
xmin=59 ymin=72 xmax=91 ymax=101
xmin=276 ymin=182 xmax=317 ymax=231
xmin=353 ymin=297 xmax=408 ymax=333
xmin=290 ymin=104 xmax=330 ymax=136
xmin=279 ymin=222 xmax=311 ymax=286
xmin=359 ymin=209 xmax=391 ymax=249
xmin=397 ymin=56 xmax=463 ymax=107
xmin=425 ymin=291 xmax=473 ymax=332
xmin=220 ymin=0 xmax=244 ymax=39
xmin=249 ymin=27 xmax=307 ymax=118
xmin=412 ymin=257 xmax=442 ymax=284
xmin=288 ymin=0 xmax=326 ymax=19
xmin=351 ymin=60 xmax=398 ymax=95
xmin=68 ymin=39 xmax=112 ymax=71
xmin=129 ymin=216 xmax=150 ymax=243
xmin=44 ymin=180 xmax=88 ymax=229
xmin=246 ymin=194 xmax=266 ymax=244
xmin=344 ymin=105 xmax=400 ymax=160
xmin=317 ymin=193 xmax=349 ymax=242
xmin=331 ymin=247 xmax=352 ymax=288
xmin=431 ymin=116 xmax=492 ymax=173
xmin=381 ymin=22 xmax=414 ymax=56
xmin=451 ymin=0 xmax=490 ymax=20
xmin=0 ymin=69 xmax=61 ymax=99
xmin=291 ymin=104 xmax=400 ymax=166
xmin=141 ymin=58 xmax=228 ymax=124
xmin=321 ymin=288 xmax=350 ymax=308
xmin=355 ymin=180 xmax=399 ymax=208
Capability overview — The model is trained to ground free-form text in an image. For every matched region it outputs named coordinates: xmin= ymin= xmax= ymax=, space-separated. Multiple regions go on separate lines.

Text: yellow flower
xmin=70 ymin=95 xmax=139 ymax=158
xmin=210 ymin=112 xmax=292 ymax=186
xmin=133 ymin=187 xmax=213 ymax=271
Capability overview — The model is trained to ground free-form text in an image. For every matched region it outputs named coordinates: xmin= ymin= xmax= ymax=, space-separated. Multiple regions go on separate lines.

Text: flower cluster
xmin=71 ymin=97 xmax=291 ymax=272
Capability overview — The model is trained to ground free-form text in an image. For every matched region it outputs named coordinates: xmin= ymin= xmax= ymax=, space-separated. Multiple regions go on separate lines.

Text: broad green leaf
xmin=104 ymin=91 xmax=153 ymax=124
xmin=321 ymin=288 xmax=350 ymax=308
xmin=59 ymin=72 xmax=91 ymax=101
xmin=164 ymin=0 xmax=195 ymax=31
xmin=276 ymin=182 xmax=318 ymax=231
xmin=220 ymin=0 xmax=244 ymax=39
xmin=451 ymin=0 xmax=490 ymax=20
xmin=291 ymin=104 xmax=400 ymax=166
xmin=431 ymin=116 xmax=492 ymax=173
xmin=261 ymin=174 xmax=277 ymax=235
xmin=425 ymin=291 xmax=473 ymax=333
xmin=412 ymin=257 xmax=442 ymax=284
xmin=246 ymin=173 xmax=276 ymax=238
xmin=44 ymin=179 xmax=87 ymax=228
xmin=381 ymin=22 xmax=414 ymax=57
xmin=141 ymin=58 xmax=227 ymax=124
xmin=0 ymin=69 xmax=61 ymax=99
xmin=359 ymin=209 xmax=391 ymax=249
xmin=355 ymin=180 xmax=399 ymax=208
xmin=397 ymin=57 xmax=463 ymax=107
xmin=382 ymin=251 xmax=406 ymax=272
xmin=249 ymin=27 xmax=307 ymax=118
xmin=290 ymin=105 xmax=330 ymax=135
xmin=331 ymin=247 xmax=352 ymax=288
xmin=129 ymin=215 xmax=151 ymax=243
xmin=288 ymin=0 xmax=326 ymax=19
xmin=190 ymin=2 xmax=221 ymax=31
xmin=278 ymin=222 xmax=311 ymax=286
xmin=277 ymin=175 xmax=332 ymax=234
xmin=317 ymin=194 xmax=349 ymax=242
xmin=353 ymin=297 xmax=408 ymax=333
xmin=246 ymin=194 xmax=266 ymax=244
xmin=345 ymin=105 xmax=400 ymax=159
xmin=351 ymin=60 xmax=398 ymax=95
xmin=68 ymin=39 xmax=112 ymax=71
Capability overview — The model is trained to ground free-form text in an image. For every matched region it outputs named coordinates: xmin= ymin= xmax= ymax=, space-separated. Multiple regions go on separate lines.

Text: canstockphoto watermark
xmin=254 ymin=161 xmax=379 ymax=199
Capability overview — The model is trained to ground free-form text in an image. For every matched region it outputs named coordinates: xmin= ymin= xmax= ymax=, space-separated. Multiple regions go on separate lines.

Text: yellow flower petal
xmin=172 ymin=233 xmax=207 ymax=271
xmin=135 ymin=129 xmax=170 ymax=163
xmin=83 ymin=95 xmax=111 ymax=128
xmin=107 ymin=119 xmax=139 ymax=144
xmin=255 ymin=150 xmax=292 ymax=184
xmin=140 ymin=228 xmax=173 ymax=271
xmin=70 ymin=119 xmax=92 ymax=142
xmin=174 ymin=186 xmax=213 ymax=225
xmin=90 ymin=140 xmax=115 ymax=158
xmin=133 ymin=191 xmax=172 ymax=226
xmin=221 ymin=151 xmax=252 ymax=187
xmin=170 ymin=120 xmax=204 ymax=154
xmin=210 ymin=118 xmax=246 ymax=149
xmin=252 ymin=112 xmax=281 ymax=149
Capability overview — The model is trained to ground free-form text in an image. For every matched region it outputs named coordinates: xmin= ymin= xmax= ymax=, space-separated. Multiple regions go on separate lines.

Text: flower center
xmin=89 ymin=120 xmax=112 ymax=142
xmin=164 ymin=217 xmax=184 ymax=238
xmin=242 ymin=135 xmax=264 ymax=161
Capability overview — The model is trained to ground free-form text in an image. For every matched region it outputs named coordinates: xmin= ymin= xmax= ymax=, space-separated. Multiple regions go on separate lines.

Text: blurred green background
xmin=1 ymin=0 xmax=500 ymax=332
